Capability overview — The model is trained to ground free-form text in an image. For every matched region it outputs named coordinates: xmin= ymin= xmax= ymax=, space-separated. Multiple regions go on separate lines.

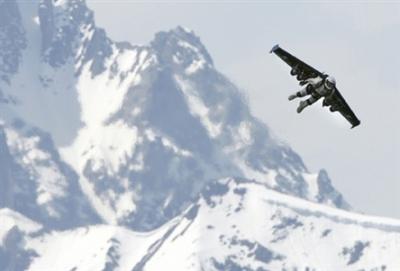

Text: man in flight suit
xmin=288 ymin=75 xmax=336 ymax=113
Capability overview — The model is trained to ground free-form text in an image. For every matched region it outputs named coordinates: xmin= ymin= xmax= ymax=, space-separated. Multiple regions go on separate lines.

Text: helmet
xmin=325 ymin=76 xmax=336 ymax=90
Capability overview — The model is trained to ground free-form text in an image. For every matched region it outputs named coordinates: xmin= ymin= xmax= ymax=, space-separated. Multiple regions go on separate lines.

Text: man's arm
xmin=306 ymin=76 xmax=323 ymax=87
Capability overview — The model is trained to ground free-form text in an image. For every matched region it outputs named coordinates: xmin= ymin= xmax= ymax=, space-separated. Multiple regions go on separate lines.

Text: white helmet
xmin=325 ymin=76 xmax=336 ymax=90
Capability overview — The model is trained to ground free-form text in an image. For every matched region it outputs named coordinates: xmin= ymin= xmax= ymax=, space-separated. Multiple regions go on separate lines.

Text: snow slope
xmin=7 ymin=179 xmax=400 ymax=271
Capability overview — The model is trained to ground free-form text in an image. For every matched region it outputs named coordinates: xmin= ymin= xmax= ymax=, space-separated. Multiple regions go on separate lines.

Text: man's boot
xmin=297 ymin=100 xmax=308 ymax=113
xmin=288 ymin=94 xmax=297 ymax=101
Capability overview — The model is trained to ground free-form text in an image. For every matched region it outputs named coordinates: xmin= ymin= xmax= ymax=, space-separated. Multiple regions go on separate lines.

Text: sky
xmin=87 ymin=0 xmax=400 ymax=219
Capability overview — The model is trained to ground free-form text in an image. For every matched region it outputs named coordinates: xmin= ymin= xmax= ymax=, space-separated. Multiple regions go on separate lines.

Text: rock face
xmin=0 ymin=123 xmax=99 ymax=229
xmin=0 ymin=1 xmax=398 ymax=270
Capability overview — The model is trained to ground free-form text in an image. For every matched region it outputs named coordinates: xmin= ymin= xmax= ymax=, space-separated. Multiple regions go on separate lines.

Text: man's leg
xmin=297 ymin=95 xmax=320 ymax=113
xmin=288 ymin=84 xmax=313 ymax=101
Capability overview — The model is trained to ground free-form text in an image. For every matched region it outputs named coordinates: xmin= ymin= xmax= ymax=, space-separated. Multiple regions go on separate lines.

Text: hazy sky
xmin=87 ymin=1 xmax=400 ymax=219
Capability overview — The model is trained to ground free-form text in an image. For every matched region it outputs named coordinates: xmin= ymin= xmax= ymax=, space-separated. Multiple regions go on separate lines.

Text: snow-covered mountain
xmin=3 ymin=179 xmax=400 ymax=271
xmin=0 ymin=0 xmax=399 ymax=270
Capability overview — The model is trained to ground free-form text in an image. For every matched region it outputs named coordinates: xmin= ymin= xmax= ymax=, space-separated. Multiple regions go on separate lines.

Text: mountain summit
xmin=0 ymin=1 xmax=399 ymax=270
xmin=0 ymin=0 xmax=348 ymax=230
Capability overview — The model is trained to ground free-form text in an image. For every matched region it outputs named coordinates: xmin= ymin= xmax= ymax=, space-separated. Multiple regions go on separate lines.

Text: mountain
xmin=3 ymin=179 xmax=400 ymax=271
xmin=0 ymin=0 xmax=399 ymax=270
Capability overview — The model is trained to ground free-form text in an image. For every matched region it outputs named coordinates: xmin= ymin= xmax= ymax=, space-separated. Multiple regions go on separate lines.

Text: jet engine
xmin=290 ymin=67 xmax=298 ymax=76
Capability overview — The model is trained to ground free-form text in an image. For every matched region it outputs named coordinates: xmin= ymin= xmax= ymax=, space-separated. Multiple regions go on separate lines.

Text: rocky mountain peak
xmin=151 ymin=26 xmax=213 ymax=74
xmin=0 ymin=0 xmax=350 ymax=232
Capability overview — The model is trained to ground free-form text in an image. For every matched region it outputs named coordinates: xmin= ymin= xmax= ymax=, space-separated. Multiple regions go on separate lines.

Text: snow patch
xmin=175 ymin=75 xmax=222 ymax=138
xmin=185 ymin=59 xmax=206 ymax=75
xmin=5 ymin=128 xmax=69 ymax=218
xmin=303 ymin=172 xmax=320 ymax=201
xmin=0 ymin=208 xmax=42 ymax=246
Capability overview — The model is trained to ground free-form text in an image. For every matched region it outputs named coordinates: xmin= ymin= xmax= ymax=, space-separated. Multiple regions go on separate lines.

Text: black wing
xmin=323 ymin=88 xmax=361 ymax=128
xmin=270 ymin=44 xmax=325 ymax=83
xmin=271 ymin=44 xmax=361 ymax=128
